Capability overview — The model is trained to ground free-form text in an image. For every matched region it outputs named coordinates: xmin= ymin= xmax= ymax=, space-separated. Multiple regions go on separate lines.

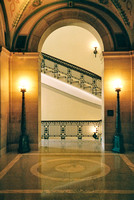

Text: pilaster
xmin=8 ymin=52 xmax=40 ymax=151
xmin=0 ymin=47 xmax=10 ymax=156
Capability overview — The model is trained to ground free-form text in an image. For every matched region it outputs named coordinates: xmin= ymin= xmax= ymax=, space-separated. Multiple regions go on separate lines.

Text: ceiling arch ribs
xmin=36 ymin=13 xmax=108 ymax=52
xmin=27 ymin=8 xmax=115 ymax=52
xmin=11 ymin=0 xmax=131 ymax=52
xmin=0 ymin=4 xmax=5 ymax=47
xmin=0 ymin=0 xmax=10 ymax=49
xmin=11 ymin=1 xmax=67 ymax=51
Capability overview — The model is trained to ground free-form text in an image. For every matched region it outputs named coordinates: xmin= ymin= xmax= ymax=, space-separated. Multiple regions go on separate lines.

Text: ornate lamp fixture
xmin=18 ymin=83 xmax=30 ymax=153
xmin=112 ymin=79 xmax=125 ymax=153
xmin=93 ymin=47 xmax=98 ymax=57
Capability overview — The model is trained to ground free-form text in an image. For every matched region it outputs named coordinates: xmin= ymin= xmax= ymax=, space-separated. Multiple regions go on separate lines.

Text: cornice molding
xmin=103 ymin=51 xmax=134 ymax=58
xmin=10 ymin=52 xmax=39 ymax=58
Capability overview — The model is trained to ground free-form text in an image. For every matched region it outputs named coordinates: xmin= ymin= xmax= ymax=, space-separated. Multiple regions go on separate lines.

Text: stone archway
xmin=27 ymin=9 xmax=114 ymax=52
xmin=5 ymin=3 xmax=132 ymax=152
xmin=38 ymin=22 xmax=105 ymax=151
xmin=38 ymin=19 xmax=105 ymax=53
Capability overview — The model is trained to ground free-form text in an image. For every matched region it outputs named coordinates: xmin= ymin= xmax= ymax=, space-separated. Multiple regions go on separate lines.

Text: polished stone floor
xmin=0 ymin=146 xmax=134 ymax=200
xmin=40 ymin=138 xmax=103 ymax=152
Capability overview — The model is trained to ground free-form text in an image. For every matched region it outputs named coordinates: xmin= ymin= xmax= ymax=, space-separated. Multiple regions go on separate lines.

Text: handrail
xmin=41 ymin=52 xmax=101 ymax=80
xmin=41 ymin=52 xmax=102 ymax=97
xmin=41 ymin=120 xmax=102 ymax=123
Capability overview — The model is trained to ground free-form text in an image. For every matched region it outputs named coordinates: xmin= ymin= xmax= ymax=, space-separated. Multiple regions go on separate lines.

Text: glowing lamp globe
xmin=113 ymin=79 xmax=122 ymax=92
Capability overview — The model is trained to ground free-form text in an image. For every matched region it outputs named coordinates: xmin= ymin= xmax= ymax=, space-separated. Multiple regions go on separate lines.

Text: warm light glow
xmin=91 ymin=41 xmax=100 ymax=49
xmin=19 ymin=79 xmax=30 ymax=92
xmin=113 ymin=79 xmax=122 ymax=91
xmin=92 ymin=126 xmax=97 ymax=133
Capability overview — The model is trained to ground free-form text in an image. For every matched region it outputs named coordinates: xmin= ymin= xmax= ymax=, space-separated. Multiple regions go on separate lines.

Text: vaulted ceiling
xmin=0 ymin=0 xmax=134 ymax=52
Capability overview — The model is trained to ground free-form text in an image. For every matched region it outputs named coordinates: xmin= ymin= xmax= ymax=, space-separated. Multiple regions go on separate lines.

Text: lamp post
xmin=112 ymin=79 xmax=125 ymax=153
xmin=18 ymin=87 xmax=30 ymax=153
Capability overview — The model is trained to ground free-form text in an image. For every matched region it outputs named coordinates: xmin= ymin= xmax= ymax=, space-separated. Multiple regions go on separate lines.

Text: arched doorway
xmin=39 ymin=23 xmax=104 ymax=152
xmin=7 ymin=1 xmax=132 ymax=152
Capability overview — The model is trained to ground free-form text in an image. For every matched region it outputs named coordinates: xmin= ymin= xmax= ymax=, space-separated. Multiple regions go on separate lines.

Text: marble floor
xmin=40 ymin=138 xmax=103 ymax=153
xmin=0 ymin=146 xmax=134 ymax=200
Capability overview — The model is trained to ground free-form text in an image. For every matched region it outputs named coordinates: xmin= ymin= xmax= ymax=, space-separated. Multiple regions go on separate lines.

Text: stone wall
xmin=104 ymin=51 xmax=134 ymax=151
xmin=8 ymin=52 xmax=40 ymax=151
xmin=0 ymin=47 xmax=10 ymax=156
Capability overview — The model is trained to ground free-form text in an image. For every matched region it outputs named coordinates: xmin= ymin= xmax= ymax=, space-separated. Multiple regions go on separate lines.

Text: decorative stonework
xmin=7 ymin=0 xmax=20 ymax=17
xmin=12 ymin=0 xmax=30 ymax=28
xmin=111 ymin=0 xmax=130 ymax=26
xmin=30 ymin=158 xmax=110 ymax=181
xmin=122 ymin=0 xmax=133 ymax=15
xmin=32 ymin=0 xmax=43 ymax=7
xmin=120 ymin=0 xmax=133 ymax=15
xmin=98 ymin=0 xmax=109 ymax=4
xmin=68 ymin=1 xmax=74 ymax=7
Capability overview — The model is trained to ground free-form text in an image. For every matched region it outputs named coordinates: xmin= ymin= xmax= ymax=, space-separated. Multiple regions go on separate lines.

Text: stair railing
xmin=41 ymin=120 xmax=102 ymax=140
xmin=41 ymin=53 xmax=102 ymax=97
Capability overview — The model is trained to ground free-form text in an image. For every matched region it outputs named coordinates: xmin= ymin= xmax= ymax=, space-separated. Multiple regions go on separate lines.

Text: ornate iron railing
xmin=41 ymin=53 xmax=102 ymax=97
xmin=41 ymin=120 xmax=102 ymax=140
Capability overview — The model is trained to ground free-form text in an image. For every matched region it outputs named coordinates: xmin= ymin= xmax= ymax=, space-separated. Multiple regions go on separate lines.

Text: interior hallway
xmin=0 ymin=144 xmax=134 ymax=200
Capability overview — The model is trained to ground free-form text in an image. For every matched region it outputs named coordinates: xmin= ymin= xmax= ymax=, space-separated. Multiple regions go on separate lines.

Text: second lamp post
xmin=112 ymin=79 xmax=125 ymax=153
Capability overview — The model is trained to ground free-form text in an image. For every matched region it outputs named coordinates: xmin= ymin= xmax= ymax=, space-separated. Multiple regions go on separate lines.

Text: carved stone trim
xmin=98 ymin=0 xmax=109 ymax=5
xmin=111 ymin=0 xmax=130 ymax=26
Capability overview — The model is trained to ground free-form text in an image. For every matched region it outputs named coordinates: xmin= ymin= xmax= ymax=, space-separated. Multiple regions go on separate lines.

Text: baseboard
xmin=105 ymin=143 xmax=134 ymax=152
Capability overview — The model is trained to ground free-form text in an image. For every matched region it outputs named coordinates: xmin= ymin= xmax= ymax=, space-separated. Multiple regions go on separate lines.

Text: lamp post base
xmin=112 ymin=135 xmax=125 ymax=153
xmin=18 ymin=134 xmax=30 ymax=153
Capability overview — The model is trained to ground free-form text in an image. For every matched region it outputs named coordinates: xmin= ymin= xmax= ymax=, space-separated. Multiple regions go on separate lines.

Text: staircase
xmin=41 ymin=53 xmax=102 ymax=99
xmin=40 ymin=53 xmax=103 ymax=146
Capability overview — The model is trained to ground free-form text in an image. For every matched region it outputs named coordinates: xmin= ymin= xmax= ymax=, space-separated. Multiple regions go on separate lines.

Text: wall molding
xmin=11 ymin=52 xmax=39 ymax=58
xmin=103 ymin=51 xmax=134 ymax=58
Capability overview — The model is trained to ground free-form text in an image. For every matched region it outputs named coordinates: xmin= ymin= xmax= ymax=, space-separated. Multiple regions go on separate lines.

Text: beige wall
xmin=41 ymin=26 xmax=104 ymax=77
xmin=41 ymin=25 xmax=103 ymax=129
xmin=8 ymin=52 xmax=40 ymax=151
xmin=0 ymin=47 xmax=10 ymax=156
xmin=41 ymin=84 xmax=101 ymax=120
xmin=104 ymin=51 xmax=133 ymax=151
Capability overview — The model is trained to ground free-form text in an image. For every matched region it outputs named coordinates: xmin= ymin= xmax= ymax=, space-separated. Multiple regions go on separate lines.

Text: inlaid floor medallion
xmin=30 ymin=158 xmax=110 ymax=181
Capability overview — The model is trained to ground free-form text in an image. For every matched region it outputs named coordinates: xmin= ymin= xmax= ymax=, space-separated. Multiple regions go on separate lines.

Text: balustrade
xmin=41 ymin=120 xmax=102 ymax=140
xmin=41 ymin=53 xmax=102 ymax=97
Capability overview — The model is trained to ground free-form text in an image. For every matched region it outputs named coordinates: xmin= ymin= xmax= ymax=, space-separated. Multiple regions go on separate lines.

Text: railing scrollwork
xmin=41 ymin=53 xmax=102 ymax=97
xmin=41 ymin=120 xmax=102 ymax=140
